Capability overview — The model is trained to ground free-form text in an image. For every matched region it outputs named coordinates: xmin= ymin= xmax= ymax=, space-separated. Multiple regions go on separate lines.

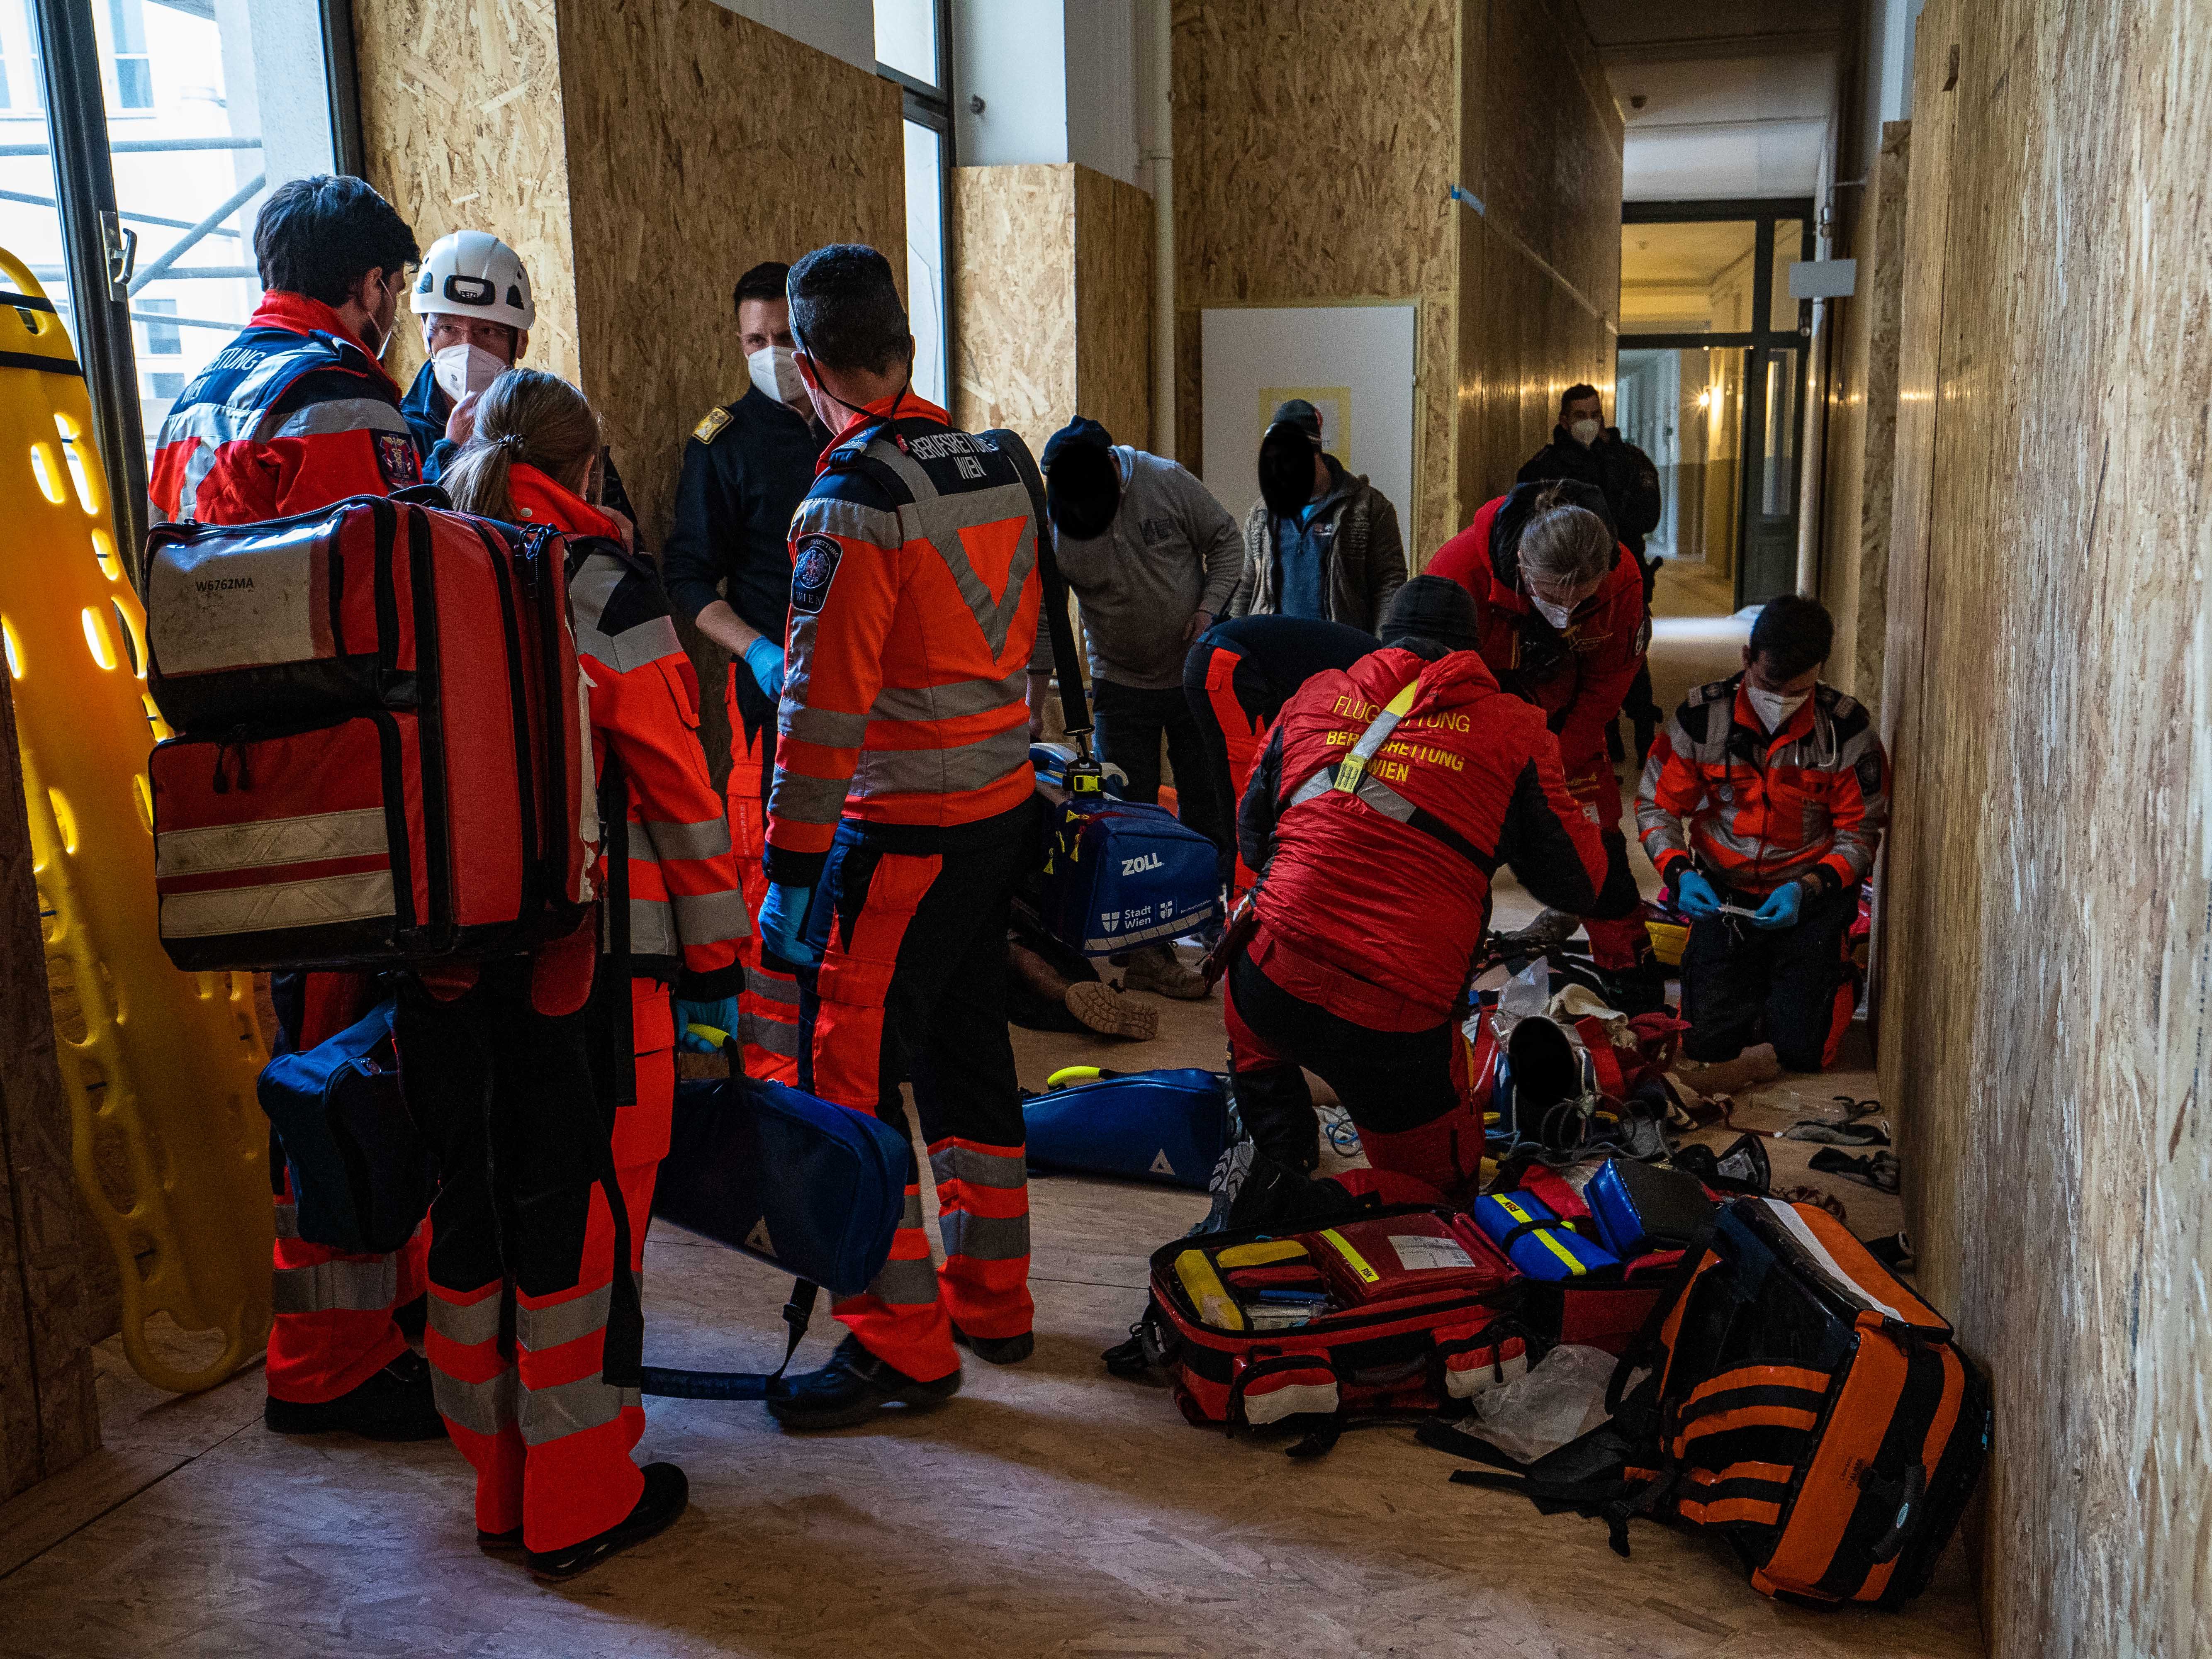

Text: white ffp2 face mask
xmin=1569 ymin=417 xmax=1602 ymax=446
xmin=1529 ymin=594 xmax=1577 ymax=630
xmin=431 ymin=342 xmax=506 ymax=403
xmin=1746 ymin=686 xmax=1810 ymax=730
xmin=750 ymin=344 xmax=807 ymax=406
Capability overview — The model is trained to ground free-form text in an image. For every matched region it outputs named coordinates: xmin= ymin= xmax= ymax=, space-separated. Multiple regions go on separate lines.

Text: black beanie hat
xmin=1042 ymin=416 xmax=1119 ymax=539
xmin=1380 ymin=574 xmax=1480 ymax=658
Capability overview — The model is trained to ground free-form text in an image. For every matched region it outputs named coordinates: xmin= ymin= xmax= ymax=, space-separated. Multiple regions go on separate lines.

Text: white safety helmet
xmin=410 ymin=229 xmax=535 ymax=333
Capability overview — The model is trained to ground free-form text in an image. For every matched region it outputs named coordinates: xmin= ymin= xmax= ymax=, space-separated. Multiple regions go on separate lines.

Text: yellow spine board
xmin=1 ymin=248 xmax=270 ymax=1392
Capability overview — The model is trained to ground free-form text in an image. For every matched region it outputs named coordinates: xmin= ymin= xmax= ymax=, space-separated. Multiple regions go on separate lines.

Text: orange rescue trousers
xmin=402 ymin=965 xmax=668 ymax=1553
xmin=797 ymin=808 xmax=1035 ymax=1382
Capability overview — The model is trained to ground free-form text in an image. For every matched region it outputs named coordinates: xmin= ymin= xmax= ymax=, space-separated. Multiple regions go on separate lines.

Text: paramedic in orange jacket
xmin=1635 ymin=594 xmax=1889 ymax=1073
xmin=432 ymin=369 xmax=748 ymax=1576
xmin=149 ymin=176 xmax=439 ymax=1442
xmin=755 ymin=245 xmax=1043 ymax=1428
xmin=1426 ymin=480 xmax=1660 ymax=1010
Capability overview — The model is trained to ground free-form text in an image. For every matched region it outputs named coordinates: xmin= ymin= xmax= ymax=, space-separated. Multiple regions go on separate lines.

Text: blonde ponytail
xmin=443 ymin=368 xmax=601 ymax=521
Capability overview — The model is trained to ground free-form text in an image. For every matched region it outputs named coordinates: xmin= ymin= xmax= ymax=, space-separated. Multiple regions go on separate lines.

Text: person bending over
xmin=1635 ymin=594 xmax=1889 ymax=1073
xmin=1033 ymin=415 xmax=1243 ymax=997
xmin=1426 ymin=480 xmax=1662 ymax=1012
xmin=1223 ymin=577 xmax=1639 ymax=1203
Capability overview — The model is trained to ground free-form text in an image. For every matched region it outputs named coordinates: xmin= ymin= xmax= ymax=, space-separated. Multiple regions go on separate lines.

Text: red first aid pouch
xmin=1302 ymin=1212 xmax=1512 ymax=1306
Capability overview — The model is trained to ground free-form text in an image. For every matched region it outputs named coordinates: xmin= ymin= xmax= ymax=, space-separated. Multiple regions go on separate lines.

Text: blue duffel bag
xmin=644 ymin=1045 xmax=913 ymax=1401
xmin=1023 ymin=1067 xmax=1229 ymax=1190
xmin=653 ymin=1072 xmax=908 ymax=1299
xmin=1040 ymin=798 xmax=1222 ymax=956
xmin=256 ymin=997 xmax=435 ymax=1255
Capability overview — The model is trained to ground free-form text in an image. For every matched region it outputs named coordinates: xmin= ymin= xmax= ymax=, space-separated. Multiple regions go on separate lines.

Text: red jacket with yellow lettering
xmin=764 ymin=394 xmax=1042 ymax=885
xmin=148 ymin=292 xmax=420 ymax=526
xmin=1425 ymin=487 xmax=1647 ymax=774
xmin=1634 ymin=672 xmax=1890 ymax=901
xmin=509 ymin=465 xmax=749 ymax=995
xmin=1239 ymin=645 xmax=1640 ymax=1029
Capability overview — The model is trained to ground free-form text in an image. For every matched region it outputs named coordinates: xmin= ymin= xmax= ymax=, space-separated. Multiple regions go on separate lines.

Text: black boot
xmin=1599 ymin=950 xmax=1672 ymax=1018
xmin=764 ymin=1333 xmax=961 ymax=1430
xmin=1226 ymin=1153 xmax=1361 ymax=1231
xmin=263 ymin=1350 xmax=447 ymax=1441
xmin=526 ymin=1463 xmax=689 ymax=1581
xmin=952 ymin=1324 xmax=1034 ymax=1365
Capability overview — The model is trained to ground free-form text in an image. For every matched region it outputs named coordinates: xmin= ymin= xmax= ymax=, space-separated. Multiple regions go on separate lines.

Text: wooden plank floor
xmin=0 ymin=788 xmax=1980 ymax=1658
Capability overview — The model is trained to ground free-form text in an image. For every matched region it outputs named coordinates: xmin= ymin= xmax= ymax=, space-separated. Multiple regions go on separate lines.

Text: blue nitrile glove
xmin=759 ymin=882 xmax=817 ymax=966
xmin=1673 ymin=869 xmax=1722 ymax=920
xmin=674 ymin=996 xmax=742 ymax=1053
xmin=1752 ymin=880 xmax=1805 ymax=931
xmin=744 ymin=636 xmax=786 ymax=700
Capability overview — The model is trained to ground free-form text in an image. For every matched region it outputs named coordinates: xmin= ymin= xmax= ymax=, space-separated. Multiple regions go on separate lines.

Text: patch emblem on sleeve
xmin=790 ymin=534 xmax=842 ymax=615
xmin=693 ymin=406 xmax=732 ymax=444
xmin=375 ymin=431 xmax=421 ymax=489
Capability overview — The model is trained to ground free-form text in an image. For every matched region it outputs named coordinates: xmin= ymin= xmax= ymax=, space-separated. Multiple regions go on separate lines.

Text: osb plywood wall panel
xmin=951 ymin=165 xmax=1077 ymax=455
xmin=0 ymin=671 xmax=97 ymax=1502
xmin=1878 ymin=4 xmax=2212 ymax=1654
xmin=353 ymin=0 xmax=580 ymax=389
xmin=1850 ymin=121 xmax=1910 ymax=715
xmin=1452 ymin=0 xmax=1621 ymax=524
xmin=1819 ymin=119 xmax=1911 ymax=713
xmin=556 ymin=0 xmax=905 ymax=552
xmin=1172 ymin=0 xmax=1458 ymax=554
xmin=1073 ymin=165 xmax=1154 ymax=455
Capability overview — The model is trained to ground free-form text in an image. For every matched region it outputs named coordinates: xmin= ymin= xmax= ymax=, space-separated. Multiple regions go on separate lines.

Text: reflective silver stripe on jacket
xmin=570 ymin=550 xmax=687 ymax=674
xmin=848 ymin=724 xmax=1030 ymax=804
xmin=869 ymin=666 xmax=1029 ymax=726
xmin=271 ymin=1254 xmax=398 ymax=1315
xmin=265 ymin=397 xmax=412 ymax=441
xmin=1286 ymin=762 xmax=1426 ymax=831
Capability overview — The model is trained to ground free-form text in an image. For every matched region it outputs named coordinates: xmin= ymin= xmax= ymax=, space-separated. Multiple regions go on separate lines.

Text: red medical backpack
xmin=144 ymin=495 xmax=595 ymax=971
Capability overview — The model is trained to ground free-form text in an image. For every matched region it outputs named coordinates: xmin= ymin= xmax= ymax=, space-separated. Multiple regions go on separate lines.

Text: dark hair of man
xmin=732 ymin=260 xmax=792 ymax=316
xmin=786 ymin=244 xmax=910 ymax=376
xmin=253 ymin=175 xmax=418 ymax=305
xmin=1558 ymin=382 xmax=1600 ymax=415
xmin=1748 ymin=592 xmax=1835 ymax=681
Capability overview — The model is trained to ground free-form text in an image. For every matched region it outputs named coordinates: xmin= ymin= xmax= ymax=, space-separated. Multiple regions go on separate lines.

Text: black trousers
xmin=1092 ymin=677 xmax=1227 ymax=853
xmin=1224 ymin=951 xmax=1461 ymax=1170
xmin=1680 ymin=881 xmax=1860 ymax=1072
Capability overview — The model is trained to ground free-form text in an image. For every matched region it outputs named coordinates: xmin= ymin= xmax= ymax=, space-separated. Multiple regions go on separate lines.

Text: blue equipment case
xmin=655 ymin=1073 xmax=909 ymax=1299
xmin=1470 ymin=1189 xmax=1621 ymax=1281
xmin=256 ymin=997 xmax=434 ymax=1255
xmin=1023 ymin=1068 xmax=1229 ymax=1190
xmin=1040 ymin=796 xmax=1222 ymax=956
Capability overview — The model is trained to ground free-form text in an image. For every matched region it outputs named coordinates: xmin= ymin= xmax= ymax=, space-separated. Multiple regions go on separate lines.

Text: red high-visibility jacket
xmin=1425 ymin=491 xmax=1647 ymax=773
xmin=507 ymin=465 xmax=749 ymax=995
xmin=149 ymin=292 xmax=419 ymax=525
xmin=1239 ymin=645 xmax=1638 ymax=1029
xmin=765 ymin=394 xmax=1042 ymax=885
xmin=1635 ymin=673 xmax=1891 ymax=898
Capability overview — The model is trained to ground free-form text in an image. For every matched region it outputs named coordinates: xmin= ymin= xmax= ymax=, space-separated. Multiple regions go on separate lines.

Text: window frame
xmin=877 ymin=0 xmax=951 ymax=414
xmin=24 ymin=0 xmax=366 ymax=586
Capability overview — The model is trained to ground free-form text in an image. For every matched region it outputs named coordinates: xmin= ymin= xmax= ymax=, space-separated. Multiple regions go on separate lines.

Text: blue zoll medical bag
xmin=1041 ymin=798 xmax=1222 ymax=956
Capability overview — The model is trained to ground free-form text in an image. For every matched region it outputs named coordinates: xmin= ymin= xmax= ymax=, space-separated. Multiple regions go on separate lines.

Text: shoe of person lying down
xmin=1062 ymin=978 xmax=1160 ymax=1039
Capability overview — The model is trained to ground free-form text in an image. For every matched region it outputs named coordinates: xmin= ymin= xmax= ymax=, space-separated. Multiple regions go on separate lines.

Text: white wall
xmin=951 ymin=0 xmax=1142 ymax=187
xmin=710 ymin=0 xmax=876 ymax=73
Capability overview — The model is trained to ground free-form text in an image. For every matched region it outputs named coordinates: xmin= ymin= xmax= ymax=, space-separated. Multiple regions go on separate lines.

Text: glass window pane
xmin=902 ymin=119 xmax=945 ymax=409
xmin=875 ymin=0 xmax=938 ymax=88
xmin=1766 ymin=217 xmax=1805 ymax=333
xmin=92 ymin=0 xmax=336 ymax=459
xmin=0 ymin=0 xmax=75 ymax=341
xmin=1621 ymin=220 xmax=1757 ymax=333
xmin=1630 ymin=345 xmax=1747 ymax=619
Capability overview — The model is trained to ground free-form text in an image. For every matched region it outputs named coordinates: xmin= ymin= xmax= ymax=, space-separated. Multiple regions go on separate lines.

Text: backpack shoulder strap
xmin=984 ymin=426 xmax=1091 ymax=740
